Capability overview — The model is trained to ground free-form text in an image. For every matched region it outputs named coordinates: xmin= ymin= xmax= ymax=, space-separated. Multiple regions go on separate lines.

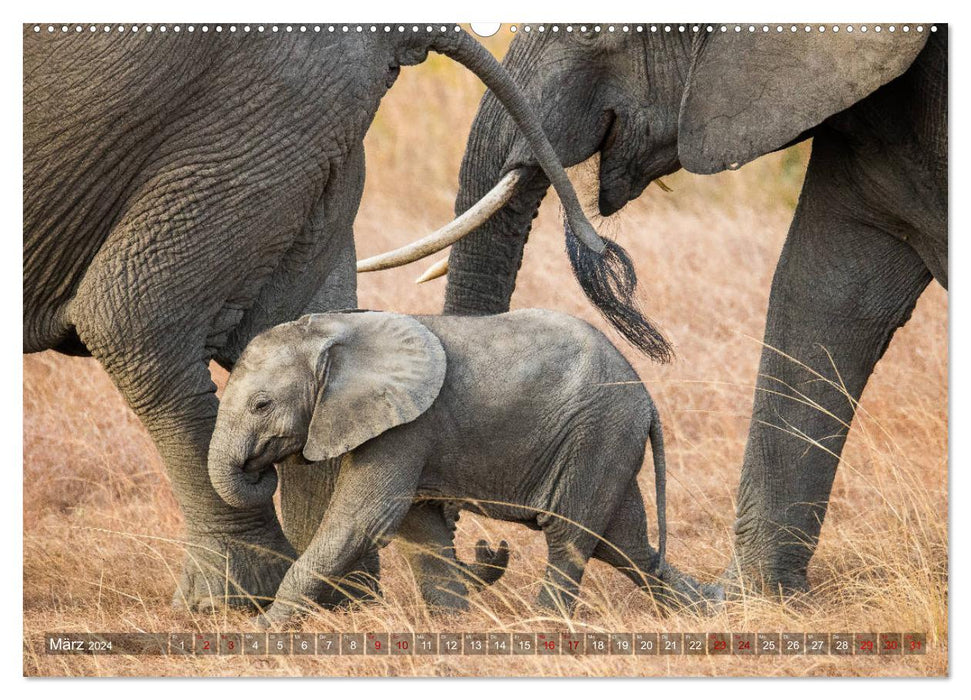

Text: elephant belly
xmin=413 ymin=487 xmax=539 ymax=526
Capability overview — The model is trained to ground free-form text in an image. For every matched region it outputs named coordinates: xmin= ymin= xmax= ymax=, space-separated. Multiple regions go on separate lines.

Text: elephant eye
xmin=251 ymin=396 xmax=273 ymax=413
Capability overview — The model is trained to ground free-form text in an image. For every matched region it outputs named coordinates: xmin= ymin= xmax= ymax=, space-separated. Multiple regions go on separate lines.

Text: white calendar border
xmin=4 ymin=0 xmax=963 ymax=695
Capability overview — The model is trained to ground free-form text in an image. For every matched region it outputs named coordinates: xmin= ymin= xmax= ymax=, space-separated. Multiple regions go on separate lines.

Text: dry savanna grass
xmin=23 ymin=30 xmax=947 ymax=677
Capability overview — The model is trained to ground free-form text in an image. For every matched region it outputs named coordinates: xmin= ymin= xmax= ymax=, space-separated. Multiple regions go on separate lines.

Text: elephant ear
xmin=302 ymin=312 xmax=447 ymax=462
xmin=678 ymin=29 xmax=928 ymax=174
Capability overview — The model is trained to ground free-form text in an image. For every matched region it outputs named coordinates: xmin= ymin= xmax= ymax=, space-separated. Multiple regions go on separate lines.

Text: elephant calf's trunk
xmin=209 ymin=451 xmax=280 ymax=510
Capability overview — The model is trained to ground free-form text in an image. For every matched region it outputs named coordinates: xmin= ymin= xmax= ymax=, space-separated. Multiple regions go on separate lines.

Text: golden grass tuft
xmin=23 ymin=30 xmax=946 ymax=676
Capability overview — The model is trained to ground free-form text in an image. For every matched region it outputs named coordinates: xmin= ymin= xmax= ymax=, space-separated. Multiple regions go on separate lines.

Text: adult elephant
xmin=23 ymin=23 xmax=611 ymax=611
xmin=380 ymin=25 xmax=947 ymax=594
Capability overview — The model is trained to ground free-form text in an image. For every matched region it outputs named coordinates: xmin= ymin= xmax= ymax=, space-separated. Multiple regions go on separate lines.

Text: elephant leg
xmin=278 ymin=457 xmax=381 ymax=607
xmin=592 ymin=483 xmax=659 ymax=584
xmin=273 ymin=143 xmax=381 ymax=606
xmin=538 ymin=535 xmax=593 ymax=617
xmin=594 ymin=484 xmax=722 ymax=613
xmin=396 ymin=502 xmax=472 ymax=613
xmin=395 ymin=502 xmax=511 ymax=613
xmin=72 ymin=319 xmax=294 ymax=612
xmin=259 ymin=438 xmax=425 ymax=627
xmin=730 ymin=136 xmax=932 ymax=595
xmin=537 ymin=502 xmax=600 ymax=615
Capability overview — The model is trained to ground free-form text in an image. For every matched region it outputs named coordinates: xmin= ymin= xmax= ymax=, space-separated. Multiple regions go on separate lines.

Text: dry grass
xmin=22 ymin=31 xmax=947 ymax=677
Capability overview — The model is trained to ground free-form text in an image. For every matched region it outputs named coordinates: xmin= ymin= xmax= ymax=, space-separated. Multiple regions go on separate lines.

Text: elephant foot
xmin=461 ymin=538 xmax=510 ymax=591
xmin=253 ymin=602 xmax=303 ymax=631
xmin=719 ymin=551 xmax=811 ymax=601
xmin=172 ymin=517 xmax=296 ymax=613
xmin=254 ymin=568 xmax=384 ymax=629
xmin=652 ymin=562 xmax=725 ymax=615
xmin=308 ymin=566 xmax=384 ymax=610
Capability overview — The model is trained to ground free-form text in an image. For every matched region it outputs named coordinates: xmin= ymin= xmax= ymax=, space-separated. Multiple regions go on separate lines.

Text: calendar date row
xmin=45 ymin=632 xmax=927 ymax=656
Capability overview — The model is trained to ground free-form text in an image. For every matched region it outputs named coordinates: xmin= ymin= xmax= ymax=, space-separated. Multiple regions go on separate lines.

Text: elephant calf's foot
xmin=253 ymin=601 xmax=306 ymax=630
xmin=172 ymin=521 xmax=296 ymax=613
xmin=651 ymin=562 xmax=725 ymax=615
xmin=255 ymin=564 xmax=385 ymax=629
xmin=309 ymin=567 xmax=384 ymax=610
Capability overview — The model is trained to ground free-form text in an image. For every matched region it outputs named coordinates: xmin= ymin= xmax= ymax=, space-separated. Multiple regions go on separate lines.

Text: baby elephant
xmin=209 ymin=309 xmax=720 ymax=626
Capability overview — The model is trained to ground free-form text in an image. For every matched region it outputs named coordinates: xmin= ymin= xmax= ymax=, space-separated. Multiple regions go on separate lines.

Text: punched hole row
xmin=31 ymin=24 xmax=465 ymax=34
xmin=32 ymin=24 xmax=937 ymax=35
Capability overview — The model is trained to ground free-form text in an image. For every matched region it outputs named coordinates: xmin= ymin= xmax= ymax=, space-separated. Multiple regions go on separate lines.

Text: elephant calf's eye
xmin=251 ymin=397 xmax=273 ymax=413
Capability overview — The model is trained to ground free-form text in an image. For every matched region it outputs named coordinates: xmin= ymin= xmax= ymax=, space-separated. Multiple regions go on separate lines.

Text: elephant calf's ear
xmin=302 ymin=313 xmax=447 ymax=462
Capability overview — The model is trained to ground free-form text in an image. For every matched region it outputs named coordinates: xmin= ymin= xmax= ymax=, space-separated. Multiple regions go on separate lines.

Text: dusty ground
xmin=23 ymin=30 xmax=947 ymax=677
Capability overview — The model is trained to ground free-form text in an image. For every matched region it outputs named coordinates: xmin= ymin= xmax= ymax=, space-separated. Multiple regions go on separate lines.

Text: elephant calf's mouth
xmin=241 ymin=466 xmax=267 ymax=486
xmin=242 ymin=447 xmax=313 ymax=483
xmin=242 ymin=436 xmax=307 ymax=477
xmin=241 ymin=456 xmax=278 ymax=483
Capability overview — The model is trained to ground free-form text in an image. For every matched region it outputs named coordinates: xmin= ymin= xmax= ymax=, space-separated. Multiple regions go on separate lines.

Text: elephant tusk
xmin=653 ymin=178 xmax=672 ymax=193
xmin=416 ymin=258 xmax=449 ymax=284
xmin=356 ymin=169 xmax=523 ymax=273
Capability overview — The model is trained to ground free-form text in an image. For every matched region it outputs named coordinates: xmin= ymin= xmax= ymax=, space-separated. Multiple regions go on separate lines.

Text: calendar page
xmin=21 ymin=13 xmax=948 ymax=679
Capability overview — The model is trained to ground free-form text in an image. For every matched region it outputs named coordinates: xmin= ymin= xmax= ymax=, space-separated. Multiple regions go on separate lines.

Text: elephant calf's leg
xmin=594 ymin=485 xmax=721 ymax=613
xmin=277 ymin=457 xmax=381 ymax=607
xmin=396 ymin=503 xmax=472 ymax=612
xmin=262 ymin=508 xmax=408 ymax=627
xmin=538 ymin=529 xmax=596 ymax=617
xmin=260 ymin=443 xmax=424 ymax=626
xmin=593 ymin=485 xmax=661 ymax=590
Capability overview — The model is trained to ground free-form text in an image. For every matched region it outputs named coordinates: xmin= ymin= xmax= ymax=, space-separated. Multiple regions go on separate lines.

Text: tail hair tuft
xmin=566 ymin=223 xmax=673 ymax=363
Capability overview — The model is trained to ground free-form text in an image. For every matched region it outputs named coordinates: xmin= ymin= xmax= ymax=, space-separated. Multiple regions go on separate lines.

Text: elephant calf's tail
xmin=565 ymin=222 xmax=673 ymax=363
xmin=648 ymin=405 xmax=667 ymax=565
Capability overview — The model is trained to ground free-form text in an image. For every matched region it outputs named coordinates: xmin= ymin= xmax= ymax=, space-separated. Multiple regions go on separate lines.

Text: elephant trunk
xmin=208 ymin=438 xmax=280 ymax=511
xmin=445 ymin=167 xmax=550 ymax=316
xmin=433 ymin=29 xmax=672 ymax=362
xmin=427 ymin=30 xmax=552 ymax=316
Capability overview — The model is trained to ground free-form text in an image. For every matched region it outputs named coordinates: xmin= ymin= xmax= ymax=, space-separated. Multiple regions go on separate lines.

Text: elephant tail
xmin=640 ymin=404 xmax=725 ymax=613
xmin=461 ymin=538 xmax=510 ymax=592
xmin=648 ymin=404 xmax=667 ymax=565
xmin=565 ymin=222 xmax=673 ymax=363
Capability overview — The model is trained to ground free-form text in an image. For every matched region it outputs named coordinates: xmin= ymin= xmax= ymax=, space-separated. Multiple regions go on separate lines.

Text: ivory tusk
xmin=357 ymin=169 xmax=523 ymax=273
xmin=654 ymin=178 xmax=672 ymax=192
xmin=416 ymin=258 xmax=449 ymax=284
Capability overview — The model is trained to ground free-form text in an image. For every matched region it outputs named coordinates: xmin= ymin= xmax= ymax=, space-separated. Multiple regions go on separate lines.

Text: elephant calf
xmin=209 ymin=309 xmax=720 ymax=625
